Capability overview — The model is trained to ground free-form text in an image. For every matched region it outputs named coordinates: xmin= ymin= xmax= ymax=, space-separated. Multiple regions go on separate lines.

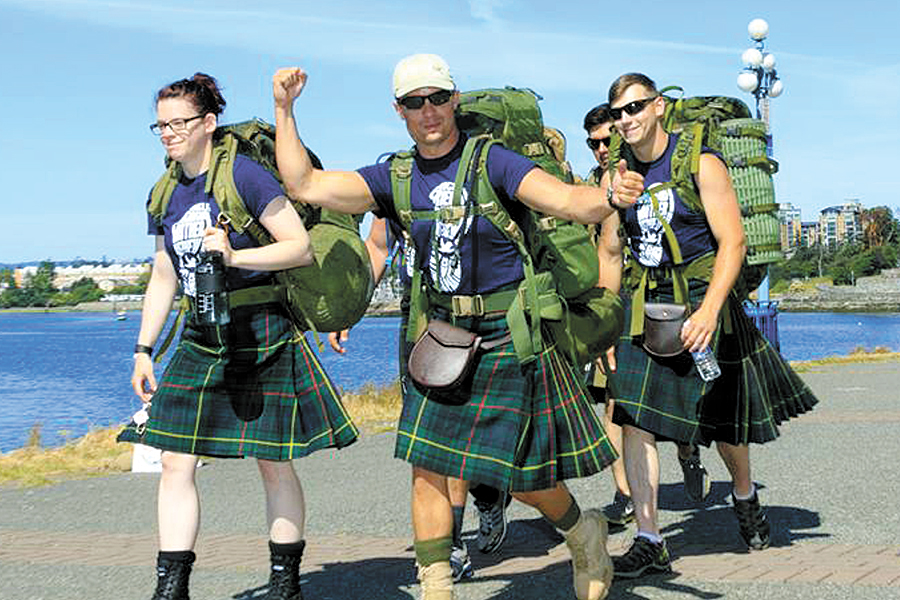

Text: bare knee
xmin=160 ymin=452 xmax=198 ymax=482
xmin=257 ymin=459 xmax=298 ymax=487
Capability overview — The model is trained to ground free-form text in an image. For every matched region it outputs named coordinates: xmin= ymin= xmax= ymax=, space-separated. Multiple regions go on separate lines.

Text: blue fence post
xmin=742 ymin=300 xmax=780 ymax=352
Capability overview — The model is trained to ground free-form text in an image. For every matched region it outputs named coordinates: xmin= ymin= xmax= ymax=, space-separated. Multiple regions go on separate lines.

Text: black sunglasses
xmin=586 ymin=137 xmax=611 ymax=151
xmin=397 ymin=89 xmax=453 ymax=110
xmin=608 ymin=96 xmax=659 ymax=121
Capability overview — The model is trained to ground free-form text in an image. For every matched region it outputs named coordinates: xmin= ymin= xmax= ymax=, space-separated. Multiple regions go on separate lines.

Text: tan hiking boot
xmin=417 ymin=561 xmax=456 ymax=600
xmin=563 ymin=508 xmax=613 ymax=600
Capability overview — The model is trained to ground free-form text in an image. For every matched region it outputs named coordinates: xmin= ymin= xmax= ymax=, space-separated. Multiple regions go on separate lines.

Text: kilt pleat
xmin=610 ymin=280 xmax=818 ymax=446
xmin=118 ymin=304 xmax=358 ymax=460
xmin=394 ymin=315 xmax=617 ymax=492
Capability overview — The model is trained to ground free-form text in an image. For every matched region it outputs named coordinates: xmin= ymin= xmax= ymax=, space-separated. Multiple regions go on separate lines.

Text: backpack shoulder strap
xmin=206 ymin=132 xmax=270 ymax=243
xmin=389 ymin=149 xmax=415 ymax=232
xmin=147 ymin=161 xmax=182 ymax=224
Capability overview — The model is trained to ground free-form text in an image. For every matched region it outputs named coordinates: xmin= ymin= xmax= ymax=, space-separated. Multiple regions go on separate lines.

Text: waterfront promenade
xmin=2 ymin=360 xmax=899 ymax=599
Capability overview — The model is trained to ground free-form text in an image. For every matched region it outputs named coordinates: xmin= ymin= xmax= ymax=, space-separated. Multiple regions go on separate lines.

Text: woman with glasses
xmin=119 ymin=72 xmax=357 ymax=600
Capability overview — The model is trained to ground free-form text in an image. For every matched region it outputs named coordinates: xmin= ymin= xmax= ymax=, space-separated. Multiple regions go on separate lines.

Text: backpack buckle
xmin=394 ymin=161 xmax=412 ymax=178
xmin=440 ymin=206 xmax=466 ymax=222
xmin=451 ymin=294 xmax=484 ymax=317
xmin=537 ymin=216 xmax=557 ymax=231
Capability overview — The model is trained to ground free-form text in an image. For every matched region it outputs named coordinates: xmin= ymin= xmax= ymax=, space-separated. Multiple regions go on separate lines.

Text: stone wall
xmin=776 ymin=269 xmax=900 ymax=312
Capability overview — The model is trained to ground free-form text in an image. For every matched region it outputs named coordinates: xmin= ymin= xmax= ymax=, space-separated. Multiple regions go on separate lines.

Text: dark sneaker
xmin=475 ymin=491 xmax=508 ymax=554
xmin=613 ymin=536 xmax=672 ymax=579
xmin=678 ymin=445 xmax=710 ymax=503
xmin=602 ymin=491 xmax=635 ymax=526
xmin=449 ymin=543 xmax=474 ymax=581
xmin=732 ymin=491 xmax=771 ymax=550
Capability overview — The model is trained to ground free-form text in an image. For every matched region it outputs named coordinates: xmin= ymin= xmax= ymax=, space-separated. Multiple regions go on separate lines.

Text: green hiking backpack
xmin=147 ymin=118 xmax=374 ymax=339
xmin=607 ymin=87 xmax=782 ymax=297
xmin=392 ymin=87 xmax=624 ymax=367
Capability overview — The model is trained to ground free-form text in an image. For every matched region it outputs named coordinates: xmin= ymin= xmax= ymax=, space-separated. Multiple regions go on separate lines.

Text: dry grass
xmin=0 ymin=424 xmax=133 ymax=487
xmin=790 ymin=347 xmax=900 ymax=372
xmin=0 ymin=382 xmax=403 ymax=488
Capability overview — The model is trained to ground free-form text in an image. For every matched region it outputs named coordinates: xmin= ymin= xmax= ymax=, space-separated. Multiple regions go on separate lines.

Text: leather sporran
xmin=642 ymin=302 xmax=689 ymax=357
xmin=408 ymin=320 xmax=482 ymax=404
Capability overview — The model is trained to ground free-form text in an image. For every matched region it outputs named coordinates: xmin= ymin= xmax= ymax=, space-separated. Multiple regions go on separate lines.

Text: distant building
xmin=778 ymin=202 xmax=802 ymax=250
xmin=800 ymin=221 xmax=819 ymax=248
xmin=818 ymin=201 xmax=863 ymax=249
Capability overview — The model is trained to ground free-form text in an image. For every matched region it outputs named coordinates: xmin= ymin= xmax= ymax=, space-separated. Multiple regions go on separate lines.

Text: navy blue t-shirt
xmin=623 ymin=133 xmax=719 ymax=268
xmin=147 ymin=155 xmax=285 ymax=295
xmin=358 ymin=136 xmax=536 ymax=295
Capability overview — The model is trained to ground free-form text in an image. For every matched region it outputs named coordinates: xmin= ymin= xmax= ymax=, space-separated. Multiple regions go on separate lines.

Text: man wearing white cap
xmin=273 ymin=54 xmax=640 ymax=600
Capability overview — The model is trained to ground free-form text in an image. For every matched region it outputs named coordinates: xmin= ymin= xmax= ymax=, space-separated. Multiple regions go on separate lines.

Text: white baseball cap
xmin=392 ymin=54 xmax=455 ymax=99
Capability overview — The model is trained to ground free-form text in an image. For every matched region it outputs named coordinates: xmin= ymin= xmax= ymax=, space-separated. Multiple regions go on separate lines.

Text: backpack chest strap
xmin=428 ymin=288 xmax=519 ymax=318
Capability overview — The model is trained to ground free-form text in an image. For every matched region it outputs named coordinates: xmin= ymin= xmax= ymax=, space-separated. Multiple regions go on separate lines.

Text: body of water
xmin=1 ymin=310 xmax=898 ymax=453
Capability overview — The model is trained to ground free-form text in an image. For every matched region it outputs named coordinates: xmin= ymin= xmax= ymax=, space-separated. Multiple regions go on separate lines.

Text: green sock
xmin=414 ymin=536 xmax=452 ymax=567
xmin=551 ymin=496 xmax=582 ymax=532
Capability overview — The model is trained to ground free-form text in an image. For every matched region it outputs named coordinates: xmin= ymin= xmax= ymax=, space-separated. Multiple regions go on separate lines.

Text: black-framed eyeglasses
xmin=150 ymin=114 xmax=205 ymax=135
xmin=397 ymin=89 xmax=453 ymax=110
xmin=608 ymin=96 xmax=659 ymax=121
xmin=586 ymin=137 xmax=611 ymax=151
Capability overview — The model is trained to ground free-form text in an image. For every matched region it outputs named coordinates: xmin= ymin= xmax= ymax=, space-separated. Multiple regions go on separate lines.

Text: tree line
xmin=0 ymin=261 xmax=150 ymax=309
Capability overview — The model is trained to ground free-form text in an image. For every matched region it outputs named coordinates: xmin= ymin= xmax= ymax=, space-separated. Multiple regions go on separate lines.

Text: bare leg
xmin=158 ymin=451 xmax=201 ymax=551
xmin=257 ymin=459 xmax=305 ymax=543
xmin=622 ymin=425 xmax=660 ymax=536
xmin=716 ymin=441 xmax=753 ymax=497
xmin=513 ymin=481 xmax=572 ymax=521
xmin=447 ymin=477 xmax=469 ymax=507
xmin=604 ymin=400 xmax=631 ymax=497
xmin=412 ymin=466 xmax=453 ymax=541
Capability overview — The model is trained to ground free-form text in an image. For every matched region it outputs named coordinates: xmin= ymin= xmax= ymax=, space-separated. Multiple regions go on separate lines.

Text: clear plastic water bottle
xmin=691 ymin=346 xmax=721 ymax=382
xmin=194 ymin=250 xmax=231 ymax=327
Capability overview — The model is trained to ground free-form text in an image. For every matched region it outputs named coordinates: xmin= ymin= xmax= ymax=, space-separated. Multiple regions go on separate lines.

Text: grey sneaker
xmin=449 ymin=544 xmax=473 ymax=582
xmin=602 ymin=491 xmax=635 ymax=526
xmin=678 ymin=445 xmax=710 ymax=503
xmin=474 ymin=492 xmax=508 ymax=554
xmin=732 ymin=491 xmax=771 ymax=550
xmin=612 ymin=536 xmax=672 ymax=579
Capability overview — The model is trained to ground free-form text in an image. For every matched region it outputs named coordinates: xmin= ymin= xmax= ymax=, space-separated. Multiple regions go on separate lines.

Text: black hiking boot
xmin=266 ymin=541 xmax=305 ymax=600
xmin=150 ymin=553 xmax=194 ymax=600
xmin=732 ymin=491 xmax=771 ymax=550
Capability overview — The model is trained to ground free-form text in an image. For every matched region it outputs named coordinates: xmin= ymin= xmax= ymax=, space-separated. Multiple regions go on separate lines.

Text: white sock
xmin=636 ymin=531 xmax=663 ymax=545
xmin=733 ymin=483 xmax=756 ymax=501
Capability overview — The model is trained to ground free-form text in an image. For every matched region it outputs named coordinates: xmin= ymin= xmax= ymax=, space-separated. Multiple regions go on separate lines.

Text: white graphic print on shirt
xmin=635 ymin=184 xmax=675 ymax=267
xmin=428 ymin=181 xmax=473 ymax=292
xmin=171 ymin=202 xmax=212 ymax=296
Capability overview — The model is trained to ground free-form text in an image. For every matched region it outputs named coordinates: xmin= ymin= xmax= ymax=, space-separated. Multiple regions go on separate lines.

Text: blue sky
xmin=1 ymin=0 xmax=898 ymax=263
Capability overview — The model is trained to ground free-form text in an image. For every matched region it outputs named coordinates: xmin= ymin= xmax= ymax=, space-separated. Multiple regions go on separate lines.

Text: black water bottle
xmin=195 ymin=250 xmax=230 ymax=327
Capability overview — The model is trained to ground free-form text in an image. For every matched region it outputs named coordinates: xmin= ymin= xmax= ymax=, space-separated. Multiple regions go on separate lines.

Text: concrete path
xmin=2 ymin=360 xmax=899 ymax=599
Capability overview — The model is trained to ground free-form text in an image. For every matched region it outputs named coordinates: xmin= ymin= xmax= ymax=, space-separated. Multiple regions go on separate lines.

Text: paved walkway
xmin=2 ymin=360 xmax=899 ymax=599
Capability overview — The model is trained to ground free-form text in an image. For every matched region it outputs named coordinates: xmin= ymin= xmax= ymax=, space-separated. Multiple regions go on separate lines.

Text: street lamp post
xmin=737 ymin=18 xmax=784 ymax=349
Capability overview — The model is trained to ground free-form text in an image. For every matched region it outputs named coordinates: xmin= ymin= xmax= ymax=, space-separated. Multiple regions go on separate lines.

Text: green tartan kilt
xmin=117 ymin=303 xmax=358 ymax=460
xmin=395 ymin=313 xmax=617 ymax=493
xmin=610 ymin=279 xmax=818 ymax=446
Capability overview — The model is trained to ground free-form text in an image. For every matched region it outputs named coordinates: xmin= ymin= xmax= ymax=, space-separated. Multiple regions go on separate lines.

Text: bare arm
xmin=597 ymin=172 xmax=625 ymax=295
xmin=514 ymin=159 xmax=642 ymax=224
xmin=272 ymin=67 xmax=376 ymax=214
xmin=681 ymin=154 xmax=747 ymax=352
xmin=131 ymin=237 xmax=179 ymax=402
xmin=202 ymin=196 xmax=314 ymax=270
